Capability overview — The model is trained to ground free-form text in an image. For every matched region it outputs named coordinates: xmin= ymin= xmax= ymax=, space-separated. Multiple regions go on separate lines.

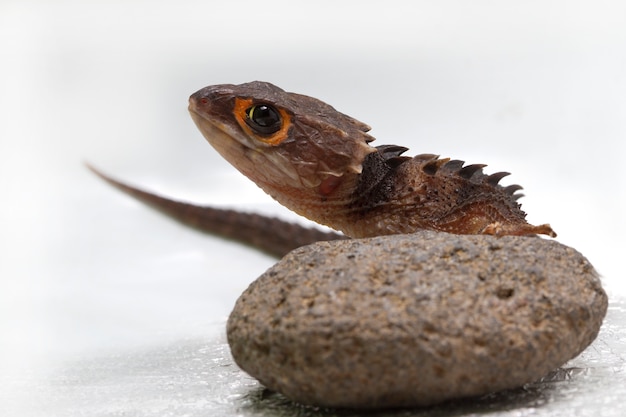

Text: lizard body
xmin=187 ymin=81 xmax=555 ymax=239
xmin=91 ymin=81 xmax=555 ymax=257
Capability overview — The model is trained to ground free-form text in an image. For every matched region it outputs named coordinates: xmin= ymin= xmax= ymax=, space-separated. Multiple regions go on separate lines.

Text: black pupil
xmin=246 ymin=104 xmax=281 ymax=134
xmin=251 ymin=105 xmax=279 ymax=126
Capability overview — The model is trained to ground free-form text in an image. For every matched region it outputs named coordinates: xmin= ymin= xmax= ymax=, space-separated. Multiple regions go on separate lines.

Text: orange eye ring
xmin=234 ymin=98 xmax=292 ymax=146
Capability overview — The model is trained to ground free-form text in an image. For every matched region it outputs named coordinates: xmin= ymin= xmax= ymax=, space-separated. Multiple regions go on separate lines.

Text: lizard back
xmin=188 ymin=81 xmax=556 ymax=239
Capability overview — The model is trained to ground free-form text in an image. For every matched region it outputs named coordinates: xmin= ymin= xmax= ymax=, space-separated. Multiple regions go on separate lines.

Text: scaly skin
xmin=91 ymin=81 xmax=555 ymax=257
xmin=188 ymin=81 xmax=555 ymax=239
xmin=87 ymin=164 xmax=345 ymax=258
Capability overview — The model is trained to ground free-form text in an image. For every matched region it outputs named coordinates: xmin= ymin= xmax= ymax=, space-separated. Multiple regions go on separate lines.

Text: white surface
xmin=0 ymin=298 xmax=626 ymax=417
xmin=1 ymin=1 xmax=625 ymax=415
xmin=3 ymin=302 xmax=626 ymax=417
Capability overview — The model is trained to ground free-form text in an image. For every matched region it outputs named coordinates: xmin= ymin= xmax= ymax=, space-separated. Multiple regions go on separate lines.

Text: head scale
xmin=188 ymin=81 xmax=376 ymax=192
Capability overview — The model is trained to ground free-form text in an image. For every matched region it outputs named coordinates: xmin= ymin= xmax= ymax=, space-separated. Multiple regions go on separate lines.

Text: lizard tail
xmin=86 ymin=163 xmax=346 ymax=258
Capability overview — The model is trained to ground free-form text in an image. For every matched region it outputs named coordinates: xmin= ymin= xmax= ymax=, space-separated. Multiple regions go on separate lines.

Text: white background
xmin=1 ymin=0 xmax=625 ymax=414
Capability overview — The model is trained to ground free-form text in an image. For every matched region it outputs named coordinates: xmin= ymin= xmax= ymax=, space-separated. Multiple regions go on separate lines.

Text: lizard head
xmin=188 ymin=81 xmax=376 ymax=198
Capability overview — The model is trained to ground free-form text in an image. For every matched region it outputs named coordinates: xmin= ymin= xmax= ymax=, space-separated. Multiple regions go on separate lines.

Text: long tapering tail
xmin=86 ymin=164 xmax=346 ymax=258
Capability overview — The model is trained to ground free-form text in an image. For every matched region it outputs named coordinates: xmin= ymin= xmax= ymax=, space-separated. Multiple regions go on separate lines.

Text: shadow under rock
xmin=236 ymin=367 xmax=578 ymax=417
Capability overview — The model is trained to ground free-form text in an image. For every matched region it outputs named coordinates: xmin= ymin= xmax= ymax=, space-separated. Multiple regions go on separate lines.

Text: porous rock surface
xmin=227 ymin=231 xmax=607 ymax=409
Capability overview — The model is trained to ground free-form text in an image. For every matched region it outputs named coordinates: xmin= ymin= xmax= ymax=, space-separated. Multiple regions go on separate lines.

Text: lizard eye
xmin=245 ymin=104 xmax=282 ymax=135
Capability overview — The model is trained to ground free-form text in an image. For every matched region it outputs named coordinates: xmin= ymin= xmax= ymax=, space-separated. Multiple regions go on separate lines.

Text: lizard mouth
xmin=188 ymin=96 xmax=229 ymax=138
xmin=189 ymin=93 xmax=305 ymax=191
xmin=188 ymin=95 xmax=254 ymax=165
xmin=188 ymin=91 xmax=254 ymax=144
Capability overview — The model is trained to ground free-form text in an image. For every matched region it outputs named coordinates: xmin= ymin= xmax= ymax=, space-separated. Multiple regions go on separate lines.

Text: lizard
xmin=90 ymin=81 xmax=555 ymax=258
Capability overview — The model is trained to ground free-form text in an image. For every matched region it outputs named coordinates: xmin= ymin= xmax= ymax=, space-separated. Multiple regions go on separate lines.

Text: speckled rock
xmin=226 ymin=231 xmax=607 ymax=409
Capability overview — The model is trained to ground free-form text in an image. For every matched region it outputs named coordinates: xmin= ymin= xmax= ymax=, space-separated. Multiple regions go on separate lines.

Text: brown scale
xmin=91 ymin=81 xmax=555 ymax=259
xmin=343 ymin=146 xmax=555 ymax=238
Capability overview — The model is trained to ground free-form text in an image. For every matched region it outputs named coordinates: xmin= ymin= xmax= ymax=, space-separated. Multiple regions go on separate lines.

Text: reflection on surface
xmin=5 ymin=300 xmax=626 ymax=417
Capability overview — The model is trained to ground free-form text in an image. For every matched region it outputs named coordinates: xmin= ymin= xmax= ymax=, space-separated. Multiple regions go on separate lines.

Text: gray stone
xmin=226 ymin=231 xmax=608 ymax=409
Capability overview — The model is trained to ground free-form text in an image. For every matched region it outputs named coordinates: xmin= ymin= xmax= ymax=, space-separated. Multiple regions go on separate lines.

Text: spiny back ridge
xmin=405 ymin=152 xmax=524 ymax=200
xmin=376 ymin=145 xmax=411 ymax=168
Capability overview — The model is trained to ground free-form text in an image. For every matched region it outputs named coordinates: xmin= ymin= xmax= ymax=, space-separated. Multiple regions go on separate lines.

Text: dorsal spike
xmin=386 ymin=156 xmax=412 ymax=169
xmin=374 ymin=145 xmax=411 ymax=168
xmin=442 ymin=159 xmax=465 ymax=173
xmin=376 ymin=145 xmax=409 ymax=158
xmin=413 ymin=154 xmax=439 ymax=163
xmin=422 ymin=158 xmax=451 ymax=176
xmin=458 ymin=164 xmax=487 ymax=179
xmin=503 ymin=184 xmax=523 ymax=195
xmin=512 ymin=193 xmax=524 ymax=201
xmin=486 ymin=172 xmax=511 ymax=186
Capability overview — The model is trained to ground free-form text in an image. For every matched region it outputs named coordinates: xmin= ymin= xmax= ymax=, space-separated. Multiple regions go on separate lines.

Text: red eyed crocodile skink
xmin=90 ymin=81 xmax=555 ymax=257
